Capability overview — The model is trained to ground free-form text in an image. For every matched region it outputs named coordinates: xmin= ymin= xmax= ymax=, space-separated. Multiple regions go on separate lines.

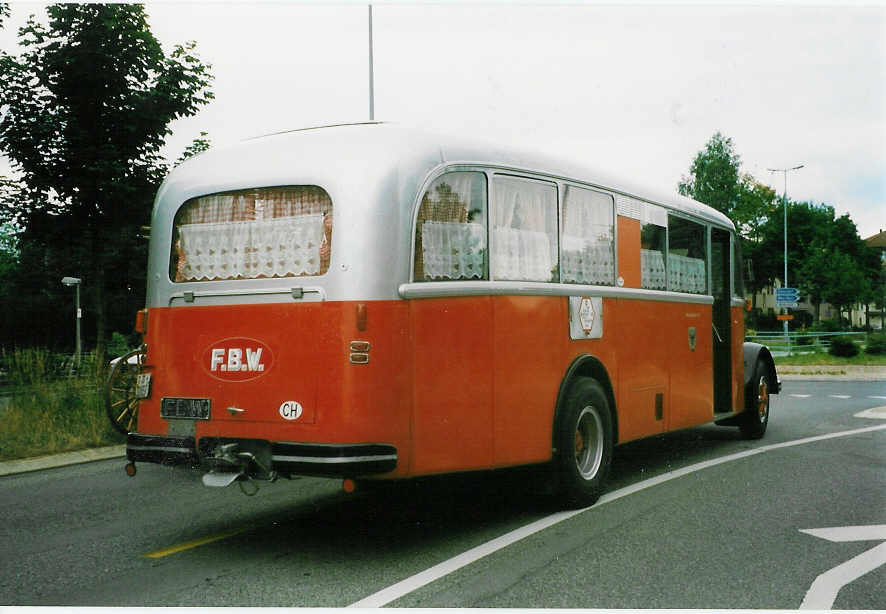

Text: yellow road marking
xmin=143 ymin=528 xmax=248 ymax=558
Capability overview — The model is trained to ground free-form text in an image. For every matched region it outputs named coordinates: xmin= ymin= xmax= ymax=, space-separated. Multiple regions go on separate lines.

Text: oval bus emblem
xmin=202 ymin=337 xmax=274 ymax=382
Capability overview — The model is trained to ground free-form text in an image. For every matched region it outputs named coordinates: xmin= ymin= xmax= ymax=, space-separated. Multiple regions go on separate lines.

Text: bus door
xmin=711 ymin=227 xmax=733 ymax=413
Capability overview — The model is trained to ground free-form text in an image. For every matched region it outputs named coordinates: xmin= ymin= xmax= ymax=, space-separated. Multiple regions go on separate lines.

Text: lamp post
xmin=61 ymin=276 xmax=82 ymax=368
xmin=368 ymin=4 xmax=374 ymax=121
xmin=767 ymin=164 xmax=804 ymax=349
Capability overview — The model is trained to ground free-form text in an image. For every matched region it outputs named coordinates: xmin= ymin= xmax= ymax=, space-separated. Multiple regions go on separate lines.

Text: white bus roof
xmin=164 ymin=121 xmax=734 ymax=232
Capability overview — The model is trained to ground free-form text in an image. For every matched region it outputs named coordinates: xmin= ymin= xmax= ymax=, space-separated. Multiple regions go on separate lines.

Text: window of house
xmin=492 ymin=175 xmax=558 ymax=282
xmin=413 ymin=171 xmax=488 ymax=281
xmin=561 ymin=186 xmax=615 ymax=286
xmin=171 ymin=186 xmax=333 ymax=282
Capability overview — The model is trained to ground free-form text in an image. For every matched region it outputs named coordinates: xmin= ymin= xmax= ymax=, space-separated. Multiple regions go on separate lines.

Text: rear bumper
xmin=126 ymin=432 xmax=398 ymax=476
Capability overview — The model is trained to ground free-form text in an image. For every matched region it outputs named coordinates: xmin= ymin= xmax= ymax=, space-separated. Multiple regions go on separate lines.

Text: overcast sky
xmin=2 ymin=2 xmax=884 ymax=239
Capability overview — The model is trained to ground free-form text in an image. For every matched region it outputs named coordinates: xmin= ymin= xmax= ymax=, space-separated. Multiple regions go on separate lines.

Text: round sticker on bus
xmin=279 ymin=401 xmax=303 ymax=421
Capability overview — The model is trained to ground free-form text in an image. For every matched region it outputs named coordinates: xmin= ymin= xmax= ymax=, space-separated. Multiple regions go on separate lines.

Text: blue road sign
xmin=776 ymin=287 xmax=800 ymax=308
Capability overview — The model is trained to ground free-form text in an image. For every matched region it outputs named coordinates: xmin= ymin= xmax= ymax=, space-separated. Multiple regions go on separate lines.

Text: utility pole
xmin=767 ymin=164 xmax=804 ymax=352
xmin=368 ymin=4 xmax=374 ymax=121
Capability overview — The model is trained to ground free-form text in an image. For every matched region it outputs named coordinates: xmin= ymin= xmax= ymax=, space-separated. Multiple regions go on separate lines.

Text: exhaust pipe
xmin=201 ymin=442 xmax=276 ymax=496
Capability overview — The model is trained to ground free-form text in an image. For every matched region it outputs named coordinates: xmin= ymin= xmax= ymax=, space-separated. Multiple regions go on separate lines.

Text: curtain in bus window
xmin=561 ymin=186 xmax=614 ymax=285
xmin=667 ymin=214 xmax=707 ymax=294
xmin=414 ymin=172 xmax=487 ymax=281
xmin=172 ymin=186 xmax=333 ymax=282
xmin=492 ymin=176 xmax=558 ymax=282
xmin=641 ymin=203 xmax=668 ymax=290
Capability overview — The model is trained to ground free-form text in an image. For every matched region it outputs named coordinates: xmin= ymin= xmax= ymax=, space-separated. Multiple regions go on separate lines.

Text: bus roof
xmin=162 ymin=121 xmax=734 ymax=231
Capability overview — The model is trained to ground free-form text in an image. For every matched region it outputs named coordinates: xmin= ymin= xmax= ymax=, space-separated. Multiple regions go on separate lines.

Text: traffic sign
xmin=776 ymin=287 xmax=800 ymax=308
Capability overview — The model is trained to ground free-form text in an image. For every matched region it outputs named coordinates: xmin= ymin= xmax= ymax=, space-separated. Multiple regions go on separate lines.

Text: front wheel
xmin=740 ymin=360 xmax=771 ymax=440
xmin=555 ymin=378 xmax=614 ymax=509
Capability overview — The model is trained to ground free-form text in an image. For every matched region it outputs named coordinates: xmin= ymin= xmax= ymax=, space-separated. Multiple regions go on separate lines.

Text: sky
xmin=1 ymin=1 xmax=885 ymax=239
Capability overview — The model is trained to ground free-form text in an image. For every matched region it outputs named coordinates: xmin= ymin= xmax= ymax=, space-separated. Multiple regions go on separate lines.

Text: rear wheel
xmin=740 ymin=360 xmax=770 ymax=440
xmin=105 ymin=348 xmax=144 ymax=435
xmin=555 ymin=378 xmax=613 ymax=509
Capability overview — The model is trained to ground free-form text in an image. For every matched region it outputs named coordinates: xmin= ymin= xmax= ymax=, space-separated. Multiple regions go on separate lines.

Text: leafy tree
xmin=678 ymin=132 xmax=743 ymax=219
xmin=176 ymin=131 xmax=212 ymax=166
xmin=750 ymin=200 xmax=835 ymax=293
xmin=0 ymin=4 xmax=213 ymax=361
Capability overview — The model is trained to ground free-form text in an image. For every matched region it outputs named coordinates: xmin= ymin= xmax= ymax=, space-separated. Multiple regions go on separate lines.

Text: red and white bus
xmin=113 ymin=122 xmax=778 ymax=507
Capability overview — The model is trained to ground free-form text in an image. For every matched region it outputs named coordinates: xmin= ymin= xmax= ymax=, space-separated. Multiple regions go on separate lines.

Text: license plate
xmin=136 ymin=373 xmax=152 ymax=399
xmin=161 ymin=397 xmax=211 ymax=420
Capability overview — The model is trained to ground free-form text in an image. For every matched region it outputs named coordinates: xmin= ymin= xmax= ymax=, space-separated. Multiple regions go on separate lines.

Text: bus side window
xmin=667 ymin=214 xmax=707 ymax=294
xmin=561 ymin=186 xmax=615 ymax=286
xmin=492 ymin=176 xmax=559 ymax=282
xmin=413 ymin=171 xmax=488 ymax=282
xmin=640 ymin=203 xmax=668 ymax=290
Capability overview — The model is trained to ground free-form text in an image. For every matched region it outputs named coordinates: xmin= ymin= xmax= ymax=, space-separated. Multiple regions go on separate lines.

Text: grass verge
xmin=775 ymin=351 xmax=886 ymax=366
xmin=0 ymin=348 xmax=125 ymax=461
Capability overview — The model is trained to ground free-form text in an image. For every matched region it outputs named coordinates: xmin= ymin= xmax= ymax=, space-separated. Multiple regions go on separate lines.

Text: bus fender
xmin=553 ymin=354 xmax=618 ymax=452
xmin=743 ymin=342 xmax=780 ymax=395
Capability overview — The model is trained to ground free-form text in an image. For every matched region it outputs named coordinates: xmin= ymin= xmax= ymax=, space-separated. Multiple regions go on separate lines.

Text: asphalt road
xmin=1 ymin=379 xmax=884 ymax=608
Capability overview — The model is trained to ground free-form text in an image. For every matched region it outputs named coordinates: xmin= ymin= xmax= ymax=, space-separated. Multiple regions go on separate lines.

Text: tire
xmin=740 ymin=360 xmax=771 ymax=440
xmin=554 ymin=378 xmax=614 ymax=509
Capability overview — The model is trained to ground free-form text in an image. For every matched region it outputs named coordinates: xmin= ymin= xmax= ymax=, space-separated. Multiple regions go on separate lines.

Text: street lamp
xmin=766 ymin=164 xmax=804 ymax=348
xmin=61 ymin=276 xmax=82 ymax=368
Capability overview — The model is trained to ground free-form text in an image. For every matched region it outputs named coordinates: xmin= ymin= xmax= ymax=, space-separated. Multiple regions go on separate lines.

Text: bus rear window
xmin=171 ymin=186 xmax=333 ymax=282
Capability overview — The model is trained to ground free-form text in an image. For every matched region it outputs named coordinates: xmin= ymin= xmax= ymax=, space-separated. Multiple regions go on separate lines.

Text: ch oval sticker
xmin=279 ymin=401 xmax=303 ymax=421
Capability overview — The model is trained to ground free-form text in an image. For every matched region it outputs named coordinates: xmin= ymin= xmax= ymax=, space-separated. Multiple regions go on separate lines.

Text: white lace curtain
xmin=415 ymin=172 xmax=487 ymax=280
xmin=561 ymin=186 xmax=614 ymax=285
xmin=492 ymin=177 xmax=557 ymax=282
xmin=174 ymin=187 xmax=332 ymax=282
xmin=668 ymin=253 xmax=706 ymax=294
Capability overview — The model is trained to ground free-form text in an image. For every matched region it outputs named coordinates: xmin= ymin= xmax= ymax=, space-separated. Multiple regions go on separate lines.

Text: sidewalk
xmin=0 ymin=444 xmax=125 ymax=477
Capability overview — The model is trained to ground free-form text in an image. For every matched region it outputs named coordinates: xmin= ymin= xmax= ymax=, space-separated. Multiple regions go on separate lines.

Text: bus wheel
xmin=555 ymin=378 xmax=613 ymax=509
xmin=740 ymin=360 xmax=770 ymax=440
xmin=105 ymin=348 xmax=143 ymax=435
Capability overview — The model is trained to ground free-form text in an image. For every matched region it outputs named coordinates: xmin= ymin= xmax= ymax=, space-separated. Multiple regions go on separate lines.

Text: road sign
xmin=776 ymin=287 xmax=800 ymax=308
xmin=777 ymin=314 xmax=794 ymax=321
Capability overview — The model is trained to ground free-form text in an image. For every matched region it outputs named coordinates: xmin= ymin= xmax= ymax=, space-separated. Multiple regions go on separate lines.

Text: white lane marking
xmin=791 ymin=394 xmax=812 ymax=398
xmin=855 ymin=406 xmax=886 ymax=420
xmin=829 ymin=395 xmax=851 ymax=399
xmin=349 ymin=424 xmax=886 ymax=608
xmin=869 ymin=396 xmax=886 ymax=400
xmin=799 ymin=525 xmax=886 ymax=609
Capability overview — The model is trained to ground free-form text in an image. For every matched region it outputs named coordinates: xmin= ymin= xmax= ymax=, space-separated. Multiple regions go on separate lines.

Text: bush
xmin=865 ymin=334 xmax=886 ymax=355
xmin=811 ymin=319 xmax=842 ymax=333
xmin=828 ymin=336 xmax=860 ymax=357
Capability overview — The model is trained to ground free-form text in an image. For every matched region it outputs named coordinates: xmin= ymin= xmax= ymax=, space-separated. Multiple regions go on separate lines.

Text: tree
xmin=175 ymin=131 xmax=212 ymax=166
xmin=0 ymin=4 xmax=213 ymax=361
xmin=678 ymin=132 xmax=743 ymax=218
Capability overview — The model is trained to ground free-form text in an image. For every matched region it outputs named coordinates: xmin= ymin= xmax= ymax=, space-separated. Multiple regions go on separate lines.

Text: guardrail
xmin=745 ymin=331 xmax=867 ymax=355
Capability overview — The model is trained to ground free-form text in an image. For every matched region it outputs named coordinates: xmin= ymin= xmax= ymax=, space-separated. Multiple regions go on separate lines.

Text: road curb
xmin=777 ymin=365 xmax=886 ymax=381
xmin=0 ymin=444 xmax=126 ymax=477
